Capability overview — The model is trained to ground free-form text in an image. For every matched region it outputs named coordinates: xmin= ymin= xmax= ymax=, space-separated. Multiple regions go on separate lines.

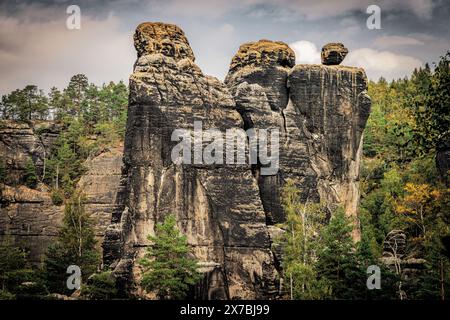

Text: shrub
xmin=51 ymin=189 xmax=64 ymax=206
xmin=81 ymin=271 xmax=117 ymax=300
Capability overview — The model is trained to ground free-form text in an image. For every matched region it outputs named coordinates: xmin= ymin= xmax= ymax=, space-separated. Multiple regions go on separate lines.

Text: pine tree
xmin=65 ymin=74 xmax=89 ymax=117
xmin=24 ymin=157 xmax=37 ymax=188
xmin=45 ymin=136 xmax=84 ymax=195
xmin=139 ymin=214 xmax=201 ymax=299
xmin=44 ymin=191 xmax=99 ymax=294
xmin=316 ymin=210 xmax=364 ymax=299
xmin=0 ymin=241 xmax=46 ymax=299
xmin=48 ymin=87 xmax=64 ymax=120
xmin=0 ymin=85 xmax=49 ymax=120
xmin=0 ymin=241 xmax=28 ymax=292
xmin=413 ymin=52 xmax=450 ymax=156
xmin=81 ymin=271 xmax=117 ymax=300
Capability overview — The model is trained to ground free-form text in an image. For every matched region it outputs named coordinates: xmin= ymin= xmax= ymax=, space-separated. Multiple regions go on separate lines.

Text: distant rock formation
xmin=102 ymin=22 xmax=371 ymax=299
xmin=225 ymin=39 xmax=370 ymax=239
xmin=0 ymin=120 xmax=122 ymax=263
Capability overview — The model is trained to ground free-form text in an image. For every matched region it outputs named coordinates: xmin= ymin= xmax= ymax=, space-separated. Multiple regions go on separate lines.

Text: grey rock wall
xmin=103 ymin=23 xmax=371 ymax=299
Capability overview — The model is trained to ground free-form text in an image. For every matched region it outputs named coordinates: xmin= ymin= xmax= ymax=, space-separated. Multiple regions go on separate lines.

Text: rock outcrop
xmin=103 ymin=22 xmax=370 ymax=299
xmin=103 ymin=23 xmax=280 ymax=299
xmin=0 ymin=120 xmax=60 ymax=185
xmin=225 ymin=40 xmax=370 ymax=239
xmin=0 ymin=120 xmax=123 ymax=263
xmin=0 ymin=23 xmax=371 ymax=299
xmin=321 ymin=43 xmax=348 ymax=65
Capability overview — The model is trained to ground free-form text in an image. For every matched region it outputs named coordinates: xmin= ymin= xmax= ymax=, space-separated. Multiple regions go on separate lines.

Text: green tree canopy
xmin=139 ymin=214 xmax=201 ymax=299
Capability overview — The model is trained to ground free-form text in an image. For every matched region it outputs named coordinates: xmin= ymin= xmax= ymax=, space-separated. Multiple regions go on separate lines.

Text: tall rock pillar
xmin=102 ymin=23 xmax=280 ymax=299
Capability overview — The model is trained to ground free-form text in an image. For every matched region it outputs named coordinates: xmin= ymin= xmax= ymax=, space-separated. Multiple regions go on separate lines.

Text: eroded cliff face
xmin=103 ymin=22 xmax=279 ymax=299
xmin=0 ymin=120 xmax=122 ymax=263
xmin=103 ymin=23 xmax=371 ymax=299
xmin=225 ymin=41 xmax=371 ymax=239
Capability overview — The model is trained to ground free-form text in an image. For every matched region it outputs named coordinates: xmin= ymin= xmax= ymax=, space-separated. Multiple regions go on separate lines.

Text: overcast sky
xmin=0 ymin=0 xmax=449 ymax=95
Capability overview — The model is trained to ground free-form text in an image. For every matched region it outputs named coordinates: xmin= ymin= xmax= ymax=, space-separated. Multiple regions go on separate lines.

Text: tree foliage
xmin=81 ymin=271 xmax=117 ymax=300
xmin=139 ymin=214 xmax=201 ymax=300
xmin=43 ymin=191 xmax=99 ymax=294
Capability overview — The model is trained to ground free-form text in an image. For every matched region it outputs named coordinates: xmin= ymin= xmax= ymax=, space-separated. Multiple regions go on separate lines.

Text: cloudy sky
xmin=0 ymin=0 xmax=449 ymax=95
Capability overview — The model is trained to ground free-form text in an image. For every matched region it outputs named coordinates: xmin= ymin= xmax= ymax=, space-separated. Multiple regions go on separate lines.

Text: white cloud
xmin=374 ymin=35 xmax=424 ymax=48
xmin=289 ymin=40 xmax=321 ymax=64
xmin=345 ymin=48 xmax=423 ymax=80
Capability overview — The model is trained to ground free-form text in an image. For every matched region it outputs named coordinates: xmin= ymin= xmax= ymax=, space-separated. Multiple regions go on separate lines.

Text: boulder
xmin=321 ymin=42 xmax=348 ymax=65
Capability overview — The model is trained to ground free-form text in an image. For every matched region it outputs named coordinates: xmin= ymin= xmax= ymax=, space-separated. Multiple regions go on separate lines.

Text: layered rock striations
xmin=103 ymin=23 xmax=371 ymax=299
xmin=103 ymin=23 xmax=280 ymax=299
xmin=0 ymin=121 xmax=123 ymax=263
xmin=0 ymin=23 xmax=371 ymax=299
xmin=225 ymin=41 xmax=371 ymax=240
xmin=0 ymin=120 xmax=60 ymax=184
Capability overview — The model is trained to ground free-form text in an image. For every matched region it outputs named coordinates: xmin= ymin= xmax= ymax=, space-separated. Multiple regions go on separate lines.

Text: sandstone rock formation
xmin=225 ymin=40 xmax=371 ymax=240
xmin=0 ymin=120 xmax=122 ymax=263
xmin=0 ymin=23 xmax=371 ymax=300
xmin=321 ymin=43 xmax=348 ymax=65
xmin=103 ymin=23 xmax=280 ymax=299
xmin=0 ymin=120 xmax=60 ymax=185
xmin=103 ymin=23 xmax=370 ymax=299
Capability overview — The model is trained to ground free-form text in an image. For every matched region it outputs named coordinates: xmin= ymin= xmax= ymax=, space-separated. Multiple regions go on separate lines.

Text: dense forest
xmin=0 ymin=53 xmax=449 ymax=300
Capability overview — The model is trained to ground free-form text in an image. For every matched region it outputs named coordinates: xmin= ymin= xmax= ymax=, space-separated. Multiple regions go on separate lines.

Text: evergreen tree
xmin=24 ymin=157 xmax=38 ymax=188
xmin=0 ymin=241 xmax=46 ymax=299
xmin=139 ymin=214 xmax=201 ymax=299
xmin=316 ymin=210 xmax=364 ymax=299
xmin=48 ymin=87 xmax=64 ymax=120
xmin=280 ymin=180 xmax=330 ymax=299
xmin=0 ymin=241 xmax=28 ymax=292
xmin=1 ymin=85 xmax=49 ymax=120
xmin=44 ymin=191 xmax=99 ymax=294
xmin=45 ymin=135 xmax=84 ymax=195
xmin=81 ymin=271 xmax=117 ymax=300
xmin=413 ymin=52 xmax=450 ymax=156
xmin=0 ymin=95 xmax=13 ymax=119
xmin=65 ymin=74 xmax=89 ymax=117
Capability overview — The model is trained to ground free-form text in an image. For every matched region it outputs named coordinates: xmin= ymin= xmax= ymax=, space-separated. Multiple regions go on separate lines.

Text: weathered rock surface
xmin=103 ymin=23 xmax=280 ymax=299
xmin=0 ymin=121 xmax=123 ymax=263
xmin=226 ymin=40 xmax=370 ymax=240
xmin=321 ymin=43 xmax=348 ymax=65
xmin=0 ymin=120 xmax=61 ymax=185
xmin=103 ymin=23 xmax=370 ymax=299
xmin=0 ymin=23 xmax=371 ymax=300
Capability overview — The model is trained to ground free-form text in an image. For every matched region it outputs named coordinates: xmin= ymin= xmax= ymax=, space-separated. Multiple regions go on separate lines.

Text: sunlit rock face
xmin=103 ymin=22 xmax=371 ymax=299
